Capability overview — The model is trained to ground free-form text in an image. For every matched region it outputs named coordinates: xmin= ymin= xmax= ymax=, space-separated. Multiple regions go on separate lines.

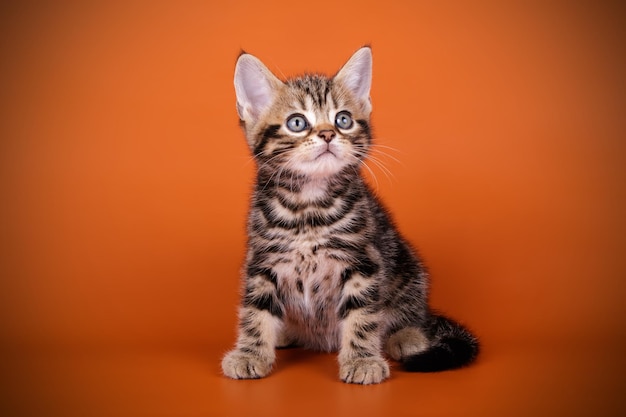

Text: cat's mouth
xmin=316 ymin=149 xmax=336 ymax=159
xmin=299 ymin=144 xmax=346 ymax=177
xmin=313 ymin=143 xmax=339 ymax=160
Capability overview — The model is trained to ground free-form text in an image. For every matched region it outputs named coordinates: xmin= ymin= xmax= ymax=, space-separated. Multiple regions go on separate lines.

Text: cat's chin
xmin=296 ymin=156 xmax=347 ymax=180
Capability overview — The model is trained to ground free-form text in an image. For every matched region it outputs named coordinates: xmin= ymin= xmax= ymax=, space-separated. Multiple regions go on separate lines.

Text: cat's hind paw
xmin=340 ymin=357 xmax=390 ymax=385
xmin=384 ymin=326 xmax=429 ymax=361
xmin=222 ymin=350 xmax=273 ymax=380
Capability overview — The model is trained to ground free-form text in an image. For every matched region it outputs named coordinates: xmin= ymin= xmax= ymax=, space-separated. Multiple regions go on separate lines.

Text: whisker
xmin=369 ymin=143 xmax=404 ymax=164
xmin=257 ymin=150 xmax=295 ymax=192
xmin=360 ymin=159 xmax=380 ymax=191
xmin=347 ymin=151 xmax=379 ymax=191
xmin=352 ymin=144 xmax=398 ymax=186
xmin=367 ymin=156 xmax=395 ymax=184
xmin=370 ymin=143 xmax=403 ymax=153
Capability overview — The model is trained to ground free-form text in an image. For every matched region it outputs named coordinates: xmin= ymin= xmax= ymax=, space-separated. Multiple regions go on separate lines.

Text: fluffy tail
xmin=403 ymin=314 xmax=479 ymax=372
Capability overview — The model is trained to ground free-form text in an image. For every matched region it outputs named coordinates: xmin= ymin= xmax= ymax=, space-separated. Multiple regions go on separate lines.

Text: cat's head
xmin=234 ymin=47 xmax=373 ymax=179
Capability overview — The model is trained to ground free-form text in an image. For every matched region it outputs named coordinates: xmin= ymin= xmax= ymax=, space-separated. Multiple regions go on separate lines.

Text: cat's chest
xmin=272 ymin=241 xmax=344 ymax=351
xmin=274 ymin=239 xmax=345 ymax=302
xmin=271 ymin=237 xmax=344 ymax=317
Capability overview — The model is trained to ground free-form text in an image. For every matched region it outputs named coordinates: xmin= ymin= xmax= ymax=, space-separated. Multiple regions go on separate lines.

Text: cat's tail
xmin=402 ymin=314 xmax=479 ymax=372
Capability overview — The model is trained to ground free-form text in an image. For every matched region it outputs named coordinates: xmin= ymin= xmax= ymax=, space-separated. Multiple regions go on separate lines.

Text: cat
xmin=221 ymin=46 xmax=479 ymax=384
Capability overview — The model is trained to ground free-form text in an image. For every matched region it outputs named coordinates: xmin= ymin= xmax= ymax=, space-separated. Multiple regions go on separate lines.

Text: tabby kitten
xmin=221 ymin=47 xmax=479 ymax=384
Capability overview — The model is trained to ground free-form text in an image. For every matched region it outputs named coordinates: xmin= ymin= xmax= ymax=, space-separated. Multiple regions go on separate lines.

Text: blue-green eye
xmin=335 ymin=111 xmax=353 ymax=130
xmin=286 ymin=114 xmax=309 ymax=132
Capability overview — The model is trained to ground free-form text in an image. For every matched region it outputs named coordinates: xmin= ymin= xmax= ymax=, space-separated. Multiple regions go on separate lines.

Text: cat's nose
xmin=318 ymin=130 xmax=336 ymax=143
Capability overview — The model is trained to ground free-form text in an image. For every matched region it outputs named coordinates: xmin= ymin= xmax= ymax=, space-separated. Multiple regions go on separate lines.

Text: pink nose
xmin=318 ymin=130 xmax=336 ymax=143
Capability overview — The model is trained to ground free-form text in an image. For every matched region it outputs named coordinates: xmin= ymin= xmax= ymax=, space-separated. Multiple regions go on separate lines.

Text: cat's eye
xmin=286 ymin=114 xmax=309 ymax=132
xmin=335 ymin=111 xmax=354 ymax=130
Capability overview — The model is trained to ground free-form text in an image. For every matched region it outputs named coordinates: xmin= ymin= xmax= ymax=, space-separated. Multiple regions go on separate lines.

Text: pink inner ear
xmin=335 ymin=48 xmax=372 ymax=104
xmin=246 ymin=82 xmax=273 ymax=115
xmin=235 ymin=55 xmax=279 ymax=121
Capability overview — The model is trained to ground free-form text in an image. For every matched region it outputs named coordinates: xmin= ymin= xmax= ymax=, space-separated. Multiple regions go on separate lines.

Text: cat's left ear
xmin=334 ymin=47 xmax=373 ymax=113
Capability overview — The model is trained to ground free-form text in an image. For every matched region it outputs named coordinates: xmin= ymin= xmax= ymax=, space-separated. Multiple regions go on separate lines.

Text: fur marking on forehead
xmin=286 ymin=75 xmax=334 ymax=110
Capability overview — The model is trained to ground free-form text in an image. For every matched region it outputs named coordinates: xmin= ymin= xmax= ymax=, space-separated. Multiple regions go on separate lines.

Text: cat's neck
xmin=255 ymin=167 xmax=363 ymax=203
xmin=297 ymin=178 xmax=334 ymax=202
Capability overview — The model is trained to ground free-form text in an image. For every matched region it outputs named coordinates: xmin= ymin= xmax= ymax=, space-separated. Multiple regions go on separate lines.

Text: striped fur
xmin=222 ymin=47 xmax=478 ymax=384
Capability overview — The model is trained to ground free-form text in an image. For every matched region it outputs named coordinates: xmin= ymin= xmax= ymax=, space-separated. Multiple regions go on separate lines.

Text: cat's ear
xmin=334 ymin=47 xmax=372 ymax=113
xmin=234 ymin=53 xmax=283 ymax=123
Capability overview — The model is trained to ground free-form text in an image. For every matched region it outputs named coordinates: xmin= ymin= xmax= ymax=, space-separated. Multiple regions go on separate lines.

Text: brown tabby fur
xmin=221 ymin=47 xmax=478 ymax=384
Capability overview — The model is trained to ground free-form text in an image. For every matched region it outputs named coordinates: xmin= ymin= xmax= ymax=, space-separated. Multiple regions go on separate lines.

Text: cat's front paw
xmin=340 ymin=357 xmax=390 ymax=385
xmin=222 ymin=350 xmax=273 ymax=380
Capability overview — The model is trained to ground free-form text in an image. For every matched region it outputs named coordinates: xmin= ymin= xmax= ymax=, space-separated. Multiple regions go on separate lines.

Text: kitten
xmin=221 ymin=47 xmax=479 ymax=384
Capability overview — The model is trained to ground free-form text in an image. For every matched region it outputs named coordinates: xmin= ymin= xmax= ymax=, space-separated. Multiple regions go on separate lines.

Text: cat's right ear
xmin=334 ymin=46 xmax=373 ymax=114
xmin=234 ymin=53 xmax=282 ymax=124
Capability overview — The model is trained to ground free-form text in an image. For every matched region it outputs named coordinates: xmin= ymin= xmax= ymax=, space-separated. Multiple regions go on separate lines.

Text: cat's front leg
xmin=337 ymin=282 xmax=389 ymax=384
xmin=222 ymin=272 xmax=284 ymax=380
xmin=222 ymin=307 xmax=282 ymax=379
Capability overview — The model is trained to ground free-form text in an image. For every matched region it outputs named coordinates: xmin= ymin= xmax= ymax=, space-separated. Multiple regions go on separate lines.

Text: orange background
xmin=1 ymin=1 xmax=625 ymax=416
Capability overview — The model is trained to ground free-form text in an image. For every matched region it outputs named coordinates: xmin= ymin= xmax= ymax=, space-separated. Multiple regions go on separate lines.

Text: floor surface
xmin=2 ymin=339 xmax=625 ymax=417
